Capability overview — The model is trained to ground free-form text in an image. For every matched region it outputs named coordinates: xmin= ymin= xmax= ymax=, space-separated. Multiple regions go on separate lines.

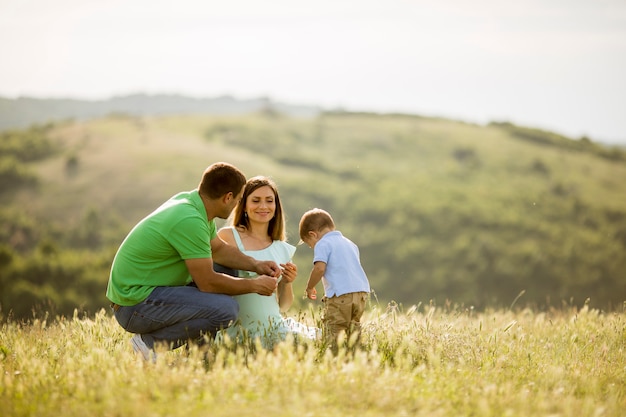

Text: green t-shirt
xmin=106 ymin=190 xmax=217 ymax=306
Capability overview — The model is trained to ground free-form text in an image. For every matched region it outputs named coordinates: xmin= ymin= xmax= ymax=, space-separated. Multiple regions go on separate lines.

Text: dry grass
xmin=1 ymin=304 xmax=625 ymax=417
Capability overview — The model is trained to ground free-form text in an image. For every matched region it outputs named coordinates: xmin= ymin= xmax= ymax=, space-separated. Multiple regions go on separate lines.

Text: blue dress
xmin=217 ymin=227 xmax=318 ymax=348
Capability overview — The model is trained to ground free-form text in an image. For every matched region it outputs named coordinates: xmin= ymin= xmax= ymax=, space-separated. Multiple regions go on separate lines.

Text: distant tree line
xmin=490 ymin=122 xmax=626 ymax=162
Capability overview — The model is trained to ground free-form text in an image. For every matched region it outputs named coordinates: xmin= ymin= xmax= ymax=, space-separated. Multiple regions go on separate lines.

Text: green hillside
xmin=1 ymin=112 xmax=625 ymax=319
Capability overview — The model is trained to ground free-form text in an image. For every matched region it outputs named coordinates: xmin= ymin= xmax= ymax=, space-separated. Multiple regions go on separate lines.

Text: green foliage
xmin=0 ymin=125 xmax=58 ymax=194
xmin=1 ymin=113 xmax=626 ymax=319
xmin=0 ymin=247 xmax=113 ymax=319
xmin=0 ymin=208 xmax=41 ymax=252
xmin=64 ymin=153 xmax=79 ymax=178
xmin=68 ymin=208 xmax=103 ymax=249
xmin=0 ymin=125 xmax=57 ymax=162
xmin=0 ymin=156 xmax=38 ymax=192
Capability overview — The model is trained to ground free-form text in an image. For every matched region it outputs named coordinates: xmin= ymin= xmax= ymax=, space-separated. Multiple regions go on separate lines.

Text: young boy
xmin=299 ymin=208 xmax=370 ymax=347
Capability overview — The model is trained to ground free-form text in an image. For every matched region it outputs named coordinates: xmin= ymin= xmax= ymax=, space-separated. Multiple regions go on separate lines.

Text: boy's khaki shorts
xmin=322 ymin=291 xmax=369 ymax=338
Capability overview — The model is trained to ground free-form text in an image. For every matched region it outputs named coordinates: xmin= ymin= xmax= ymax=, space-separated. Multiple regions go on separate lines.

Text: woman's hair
xmin=299 ymin=208 xmax=335 ymax=240
xmin=198 ymin=162 xmax=246 ymax=199
xmin=230 ymin=176 xmax=286 ymax=241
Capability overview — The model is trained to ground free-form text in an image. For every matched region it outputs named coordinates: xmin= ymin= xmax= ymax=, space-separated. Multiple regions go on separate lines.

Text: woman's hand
xmin=279 ymin=262 xmax=297 ymax=284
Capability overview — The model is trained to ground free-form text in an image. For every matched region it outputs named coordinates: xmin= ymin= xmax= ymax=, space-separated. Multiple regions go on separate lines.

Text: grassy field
xmin=1 ymin=304 xmax=625 ymax=416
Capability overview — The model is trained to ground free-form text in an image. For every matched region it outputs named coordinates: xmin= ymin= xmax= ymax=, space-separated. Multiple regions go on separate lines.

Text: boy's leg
xmin=113 ymin=285 xmax=239 ymax=350
xmin=322 ymin=294 xmax=353 ymax=349
xmin=348 ymin=292 xmax=369 ymax=343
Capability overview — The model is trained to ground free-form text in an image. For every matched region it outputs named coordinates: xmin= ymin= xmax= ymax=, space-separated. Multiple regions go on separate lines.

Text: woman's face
xmin=245 ymin=185 xmax=276 ymax=223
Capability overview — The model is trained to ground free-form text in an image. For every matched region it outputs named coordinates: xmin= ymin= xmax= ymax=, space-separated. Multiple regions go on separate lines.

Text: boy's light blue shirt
xmin=313 ymin=230 xmax=370 ymax=297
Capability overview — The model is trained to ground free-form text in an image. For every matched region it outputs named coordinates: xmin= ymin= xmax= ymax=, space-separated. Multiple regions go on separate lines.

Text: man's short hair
xmin=198 ymin=162 xmax=246 ymax=199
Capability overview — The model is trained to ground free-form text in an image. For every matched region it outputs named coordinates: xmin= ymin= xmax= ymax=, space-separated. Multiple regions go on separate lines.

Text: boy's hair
xmin=299 ymin=208 xmax=335 ymax=240
xmin=198 ymin=162 xmax=246 ymax=199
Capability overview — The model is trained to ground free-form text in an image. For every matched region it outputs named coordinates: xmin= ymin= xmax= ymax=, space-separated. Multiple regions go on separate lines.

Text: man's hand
xmin=255 ymin=260 xmax=281 ymax=278
xmin=254 ymin=275 xmax=279 ymax=296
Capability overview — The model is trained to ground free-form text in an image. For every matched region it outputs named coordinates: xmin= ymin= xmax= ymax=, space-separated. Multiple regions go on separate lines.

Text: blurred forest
xmin=1 ymin=110 xmax=625 ymax=320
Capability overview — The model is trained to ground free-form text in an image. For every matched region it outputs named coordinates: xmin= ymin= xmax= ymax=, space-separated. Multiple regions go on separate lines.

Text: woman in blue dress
xmin=215 ymin=176 xmax=318 ymax=349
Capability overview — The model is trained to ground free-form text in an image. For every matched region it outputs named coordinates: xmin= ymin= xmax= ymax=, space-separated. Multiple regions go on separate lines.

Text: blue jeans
xmin=113 ymin=286 xmax=239 ymax=350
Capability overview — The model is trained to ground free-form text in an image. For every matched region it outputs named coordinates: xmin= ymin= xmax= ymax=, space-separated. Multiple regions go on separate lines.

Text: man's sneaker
xmin=131 ymin=334 xmax=156 ymax=363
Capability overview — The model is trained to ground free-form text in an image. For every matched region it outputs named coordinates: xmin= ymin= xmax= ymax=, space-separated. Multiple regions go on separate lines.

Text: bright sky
xmin=1 ymin=0 xmax=625 ymax=144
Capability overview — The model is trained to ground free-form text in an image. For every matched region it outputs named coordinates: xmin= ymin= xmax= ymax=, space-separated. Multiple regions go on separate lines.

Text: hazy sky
xmin=1 ymin=0 xmax=625 ymax=144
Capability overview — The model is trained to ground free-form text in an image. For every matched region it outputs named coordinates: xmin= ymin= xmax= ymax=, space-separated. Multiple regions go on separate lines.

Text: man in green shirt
xmin=106 ymin=162 xmax=281 ymax=361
